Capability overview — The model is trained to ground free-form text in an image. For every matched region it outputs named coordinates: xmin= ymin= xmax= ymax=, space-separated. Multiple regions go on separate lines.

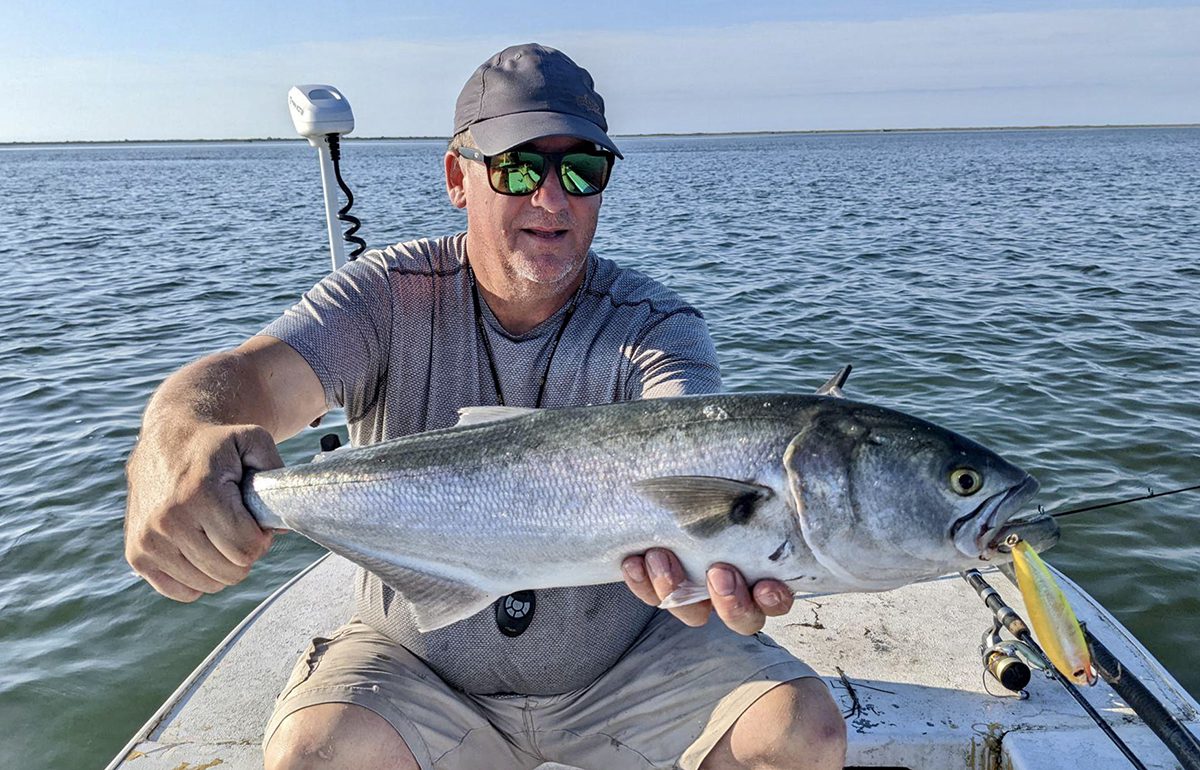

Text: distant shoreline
xmin=3 ymin=123 xmax=1198 ymax=148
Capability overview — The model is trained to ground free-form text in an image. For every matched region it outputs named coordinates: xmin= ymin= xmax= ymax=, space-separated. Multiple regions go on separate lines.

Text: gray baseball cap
xmin=454 ymin=43 xmax=622 ymax=158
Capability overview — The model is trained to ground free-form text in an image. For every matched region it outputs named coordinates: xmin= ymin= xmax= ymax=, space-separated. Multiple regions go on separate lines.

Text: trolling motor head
xmin=288 ymin=85 xmax=355 ymax=146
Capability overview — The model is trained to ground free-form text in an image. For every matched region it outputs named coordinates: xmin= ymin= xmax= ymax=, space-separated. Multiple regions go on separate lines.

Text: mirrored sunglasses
xmin=456 ymin=146 xmax=615 ymax=197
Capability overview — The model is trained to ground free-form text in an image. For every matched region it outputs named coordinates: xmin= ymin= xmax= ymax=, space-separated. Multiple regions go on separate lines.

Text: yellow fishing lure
xmin=1011 ymin=540 xmax=1097 ymax=686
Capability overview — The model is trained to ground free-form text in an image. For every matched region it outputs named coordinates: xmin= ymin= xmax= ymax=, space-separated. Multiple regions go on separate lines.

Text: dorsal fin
xmin=815 ymin=365 xmax=853 ymax=398
xmin=633 ymin=476 xmax=773 ymax=538
xmin=455 ymin=406 xmax=539 ymax=427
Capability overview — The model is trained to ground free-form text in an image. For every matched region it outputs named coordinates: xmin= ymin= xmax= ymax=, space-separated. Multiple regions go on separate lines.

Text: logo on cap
xmin=575 ymin=94 xmax=602 ymax=118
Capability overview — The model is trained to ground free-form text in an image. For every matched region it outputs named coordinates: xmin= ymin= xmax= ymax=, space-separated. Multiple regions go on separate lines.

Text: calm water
xmin=1 ymin=129 xmax=1197 ymax=769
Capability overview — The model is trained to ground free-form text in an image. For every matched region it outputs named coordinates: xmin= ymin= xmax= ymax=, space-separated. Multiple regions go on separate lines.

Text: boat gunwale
xmin=102 ymin=552 xmax=333 ymax=770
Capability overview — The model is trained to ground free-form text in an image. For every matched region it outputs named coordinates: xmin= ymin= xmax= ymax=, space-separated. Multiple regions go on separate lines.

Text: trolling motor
xmin=287 ymin=84 xmax=366 ymax=270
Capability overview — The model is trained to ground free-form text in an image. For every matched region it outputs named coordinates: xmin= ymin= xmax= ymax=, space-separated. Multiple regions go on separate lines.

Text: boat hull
xmin=106 ymin=555 xmax=1200 ymax=770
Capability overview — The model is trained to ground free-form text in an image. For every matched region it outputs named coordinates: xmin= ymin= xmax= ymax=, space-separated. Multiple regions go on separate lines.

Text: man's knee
xmin=264 ymin=703 xmax=420 ymax=770
xmin=780 ymin=678 xmax=847 ymax=766
xmin=705 ymin=677 xmax=847 ymax=770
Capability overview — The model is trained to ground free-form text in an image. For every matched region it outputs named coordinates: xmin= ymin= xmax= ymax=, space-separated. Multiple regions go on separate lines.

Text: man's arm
xmin=124 ymin=335 xmax=326 ymax=602
xmin=616 ymin=311 xmax=796 ymax=635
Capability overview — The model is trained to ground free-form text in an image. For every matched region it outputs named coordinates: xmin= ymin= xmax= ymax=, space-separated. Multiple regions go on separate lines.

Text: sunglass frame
xmin=456 ymin=146 xmax=615 ymax=197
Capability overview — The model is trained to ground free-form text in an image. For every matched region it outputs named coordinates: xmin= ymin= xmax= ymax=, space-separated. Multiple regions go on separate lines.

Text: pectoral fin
xmin=633 ymin=476 xmax=773 ymax=538
xmin=659 ymin=580 xmax=711 ymax=608
xmin=369 ymin=561 xmax=500 ymax=632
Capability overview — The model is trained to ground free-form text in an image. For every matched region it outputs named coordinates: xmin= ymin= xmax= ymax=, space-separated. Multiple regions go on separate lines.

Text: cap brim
xmin=470 ymin=111 xmax=623 ymax=158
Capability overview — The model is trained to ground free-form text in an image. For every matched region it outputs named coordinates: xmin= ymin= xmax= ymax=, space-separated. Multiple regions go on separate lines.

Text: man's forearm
xmin=138 ymin=337 xmax=325 ymax=447
xmin=140 ymin=351 xmax=282 ymax=445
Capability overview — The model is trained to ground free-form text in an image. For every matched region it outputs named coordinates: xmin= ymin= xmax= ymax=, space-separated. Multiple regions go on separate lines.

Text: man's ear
xmin=445 ymin=152 xmax=467 ymax=209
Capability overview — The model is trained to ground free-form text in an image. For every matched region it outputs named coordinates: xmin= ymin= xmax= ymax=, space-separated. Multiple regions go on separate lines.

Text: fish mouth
xmin=951 ymin=475 xmax=1042 ymax=558
xmin=987 ymin=510 xmax=1060 ymax=555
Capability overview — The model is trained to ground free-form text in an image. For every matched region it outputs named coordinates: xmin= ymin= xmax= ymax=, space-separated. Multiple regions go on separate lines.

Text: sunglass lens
xmin=490 ymin=151 xmax=547 ymax=195
xmin=485 ymin=150 xmax=611 ymax=196
xmin=560 ymin=153 xmax=610 ymax=195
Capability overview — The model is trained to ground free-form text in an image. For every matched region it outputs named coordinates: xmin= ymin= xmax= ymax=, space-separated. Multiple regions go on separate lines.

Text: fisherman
xmin=123 ymin=43 xmax=846 ymax=770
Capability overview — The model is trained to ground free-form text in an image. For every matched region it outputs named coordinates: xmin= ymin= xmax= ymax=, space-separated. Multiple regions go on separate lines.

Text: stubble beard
xmin=509 ymin=250 xmax=586 ymax=290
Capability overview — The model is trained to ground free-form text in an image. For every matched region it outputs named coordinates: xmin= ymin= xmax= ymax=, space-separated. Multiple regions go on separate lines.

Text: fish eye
xmin=950 ymin=468 xmax=983 ymax=496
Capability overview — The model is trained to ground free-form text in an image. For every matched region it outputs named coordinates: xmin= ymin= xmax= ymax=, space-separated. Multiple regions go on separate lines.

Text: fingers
xmin=207 ymin=481 xmax=275 ymax=570
xmin=707 ymin=569 xmax=794 ymax=635
xmin=751 ymin=578 xmax=795 ymax=616
xmin=205 ymin=519 xmax=274 ymax=570
xmin=157 ymin=464 xmax=269 ymax=586
xmin=620 ymin=550 xmax=796 ymax=636
xmin=623 ymin=549 xmax=713 ymax=627
xmin=130 ymin=515 xmax=265 ymax=598
xmin=621 ymin=554 xmax=658 ymax=605
xmin=236 ymin=426 xmax=284 ymax=472
xmin=128 ymin=502 xmax=259 ymax=595
xmin=706 ymin=563 xmax=766 ymax=635
xmin=206 ymin=425 xmax=280 ymax=568
xmin=177 ymin=517 xmax=265 ymax=584
xmin=125 ymin=423 xmax=281 ymax=602
xmin=127 ymin=527 xmax=227 ymax=600
xmin=137 ymin=567 xmax=203 ymax=603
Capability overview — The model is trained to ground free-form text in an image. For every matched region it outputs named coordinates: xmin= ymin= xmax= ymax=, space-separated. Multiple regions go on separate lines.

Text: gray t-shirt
xmin=261 ymin=233 xmax=722 ymax=695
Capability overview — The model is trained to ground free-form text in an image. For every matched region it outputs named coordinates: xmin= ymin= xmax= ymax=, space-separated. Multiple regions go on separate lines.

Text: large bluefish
xmin=243 ymin=384 xmax=1055 ymax=632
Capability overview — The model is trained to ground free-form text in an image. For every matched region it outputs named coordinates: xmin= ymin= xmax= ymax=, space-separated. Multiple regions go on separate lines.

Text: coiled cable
xmin=326 ymin=133 xmax=367 ymax=260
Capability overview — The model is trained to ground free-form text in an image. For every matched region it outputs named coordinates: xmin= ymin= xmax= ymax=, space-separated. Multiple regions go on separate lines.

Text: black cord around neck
xmin=467 ymin=265 xmax=580 ymax=408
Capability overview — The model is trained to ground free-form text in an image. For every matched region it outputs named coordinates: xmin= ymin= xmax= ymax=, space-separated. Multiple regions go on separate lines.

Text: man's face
xmin=447 ymin=135 xmax=602 ymax=296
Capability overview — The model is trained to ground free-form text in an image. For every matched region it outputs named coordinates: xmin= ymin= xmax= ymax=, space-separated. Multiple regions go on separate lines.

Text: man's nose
xmin=530 ymin=165 xmax=569 ymax=213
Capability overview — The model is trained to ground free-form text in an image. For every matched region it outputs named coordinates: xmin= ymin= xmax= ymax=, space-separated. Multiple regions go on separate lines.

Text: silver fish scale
xmin=247 ymin=395 xmax=816 ymax=593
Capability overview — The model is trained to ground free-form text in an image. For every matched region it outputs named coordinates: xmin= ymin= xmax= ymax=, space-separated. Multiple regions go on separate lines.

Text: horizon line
xmin=3 ymin=122 xmax=1198 ymax=147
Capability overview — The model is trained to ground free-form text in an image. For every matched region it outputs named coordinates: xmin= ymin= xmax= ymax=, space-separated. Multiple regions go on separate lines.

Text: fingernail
xmin=709 ymin=567 xmax=736 ymax=596
xmin=760 ymin=592 xmax=782 ymax=609
xmin=623 ymin=559 xmax=647 ymax=583
xmin=646 ymin=551 xmax=669 ymax=579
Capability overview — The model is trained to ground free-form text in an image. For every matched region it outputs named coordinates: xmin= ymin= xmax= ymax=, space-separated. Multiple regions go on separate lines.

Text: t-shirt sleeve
xmin=256 ymin=257 xmax=393 ymax=414
xmin=625 ymin=310 xmax=723 ymax=400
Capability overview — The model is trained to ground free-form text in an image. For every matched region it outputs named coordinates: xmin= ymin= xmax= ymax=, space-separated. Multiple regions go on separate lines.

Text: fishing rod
xmin=975 ymin=480 xmax=1200 ymax=768
xmin=1084 ymin=625 xmax=1200 ymax=770
xmin=1048 ymin=483 xmax=1200 ymax=519
xmin=961 ymin=569 xmax=1151 ymax=770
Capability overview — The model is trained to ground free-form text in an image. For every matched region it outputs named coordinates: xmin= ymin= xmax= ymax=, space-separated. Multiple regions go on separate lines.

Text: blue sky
xmin=4 ymin=0 xmax=1200 ymax=142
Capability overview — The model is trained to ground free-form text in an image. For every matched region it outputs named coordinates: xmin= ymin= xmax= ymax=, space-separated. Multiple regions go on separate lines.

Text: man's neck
xmin=470 ymin=260 xmax=587 ymax=336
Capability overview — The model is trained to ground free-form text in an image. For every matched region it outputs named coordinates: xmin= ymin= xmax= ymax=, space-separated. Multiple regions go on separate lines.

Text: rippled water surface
xmin=1 ymin=129 xmax=1197 ymax=769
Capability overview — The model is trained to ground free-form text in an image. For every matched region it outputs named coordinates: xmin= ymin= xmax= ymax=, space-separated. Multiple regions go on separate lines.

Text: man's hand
xmin=621 ymin=548 xmax=794 ymax=635
xmin=124 ymin=422 xmax=282 ymax=602
xmin=123 ymin=337 xmax=325 ymax=602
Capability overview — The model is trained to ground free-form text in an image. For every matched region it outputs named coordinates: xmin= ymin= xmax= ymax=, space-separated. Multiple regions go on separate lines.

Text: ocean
xmin=0 ymin=128 xmax=1197 ymax=768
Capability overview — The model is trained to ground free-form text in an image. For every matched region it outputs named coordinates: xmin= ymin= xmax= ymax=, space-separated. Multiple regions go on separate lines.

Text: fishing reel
xmin=980 ymin=621 xmax=1044 ymax=696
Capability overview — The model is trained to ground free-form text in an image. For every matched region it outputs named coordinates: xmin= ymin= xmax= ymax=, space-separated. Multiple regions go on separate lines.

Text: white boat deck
xmin=108 ymin=554 xmax=1200 ymax=769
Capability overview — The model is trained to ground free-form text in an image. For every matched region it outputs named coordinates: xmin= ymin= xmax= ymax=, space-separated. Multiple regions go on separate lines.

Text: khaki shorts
xmin=264 ymin=611 xmax=819 ymax=770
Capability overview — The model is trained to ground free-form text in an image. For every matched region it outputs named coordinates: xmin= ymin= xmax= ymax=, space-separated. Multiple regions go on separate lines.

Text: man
xmin=124 ymin=44 xmax=846 ymax=770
